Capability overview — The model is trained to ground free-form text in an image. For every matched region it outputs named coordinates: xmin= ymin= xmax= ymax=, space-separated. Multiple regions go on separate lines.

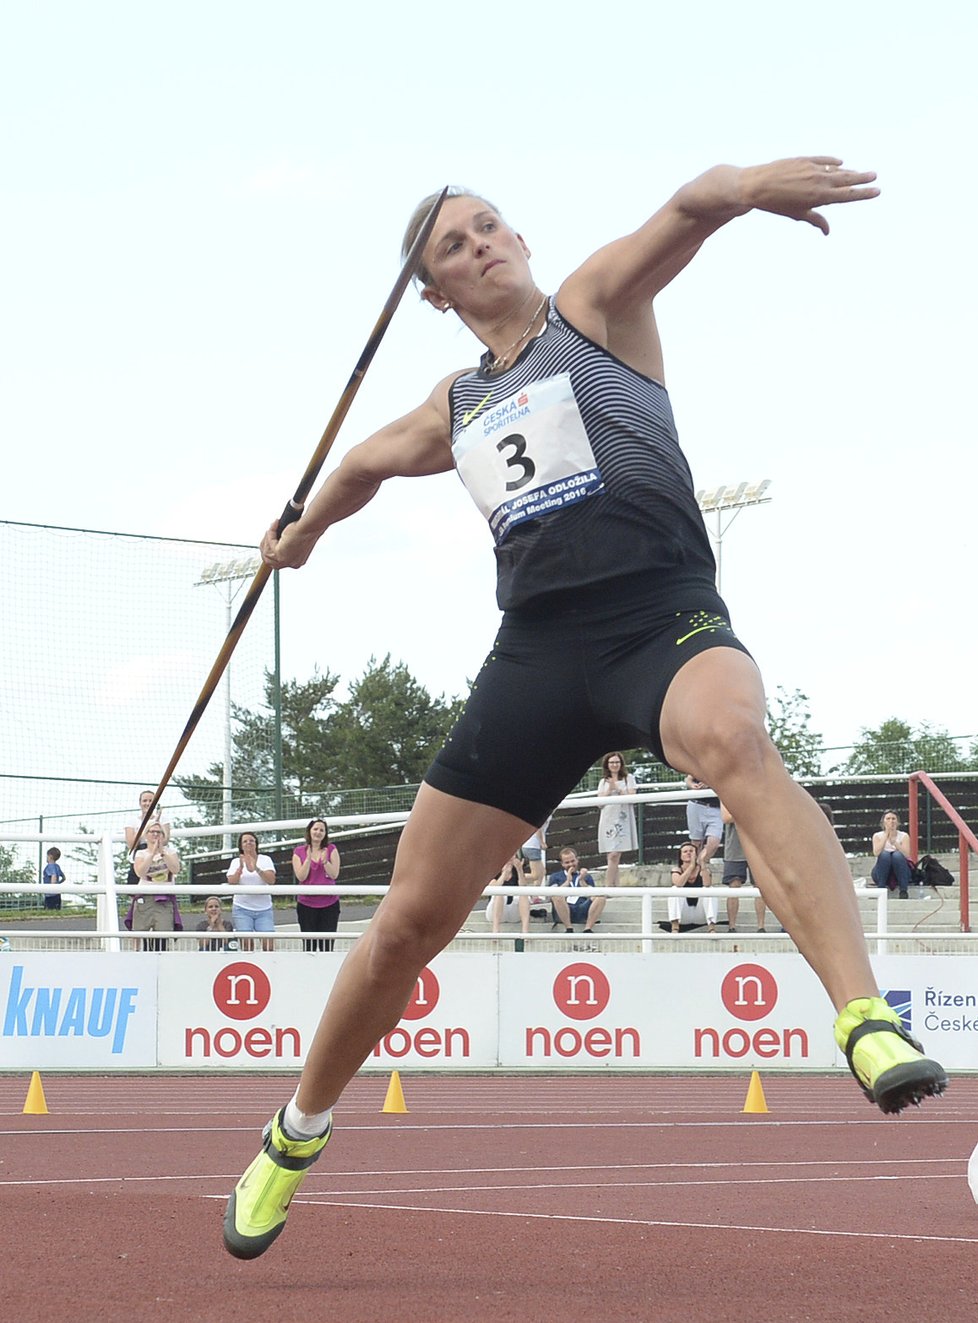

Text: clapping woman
xmin=292 ymin=819 xmax=341 ymax=951
xmin=596 ymin=751 xmax=638 ymax=887
xmin=227 ymin=832 xmax=276 ymax=952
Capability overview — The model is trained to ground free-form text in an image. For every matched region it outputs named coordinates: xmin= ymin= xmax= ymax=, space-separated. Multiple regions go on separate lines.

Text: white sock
xmin=283 ymin=1092 xmax=332 ymax=1140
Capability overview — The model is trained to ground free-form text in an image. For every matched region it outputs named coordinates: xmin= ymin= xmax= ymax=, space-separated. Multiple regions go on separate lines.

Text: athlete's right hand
xmin=260 ymin=517 xmax=318 ymax=570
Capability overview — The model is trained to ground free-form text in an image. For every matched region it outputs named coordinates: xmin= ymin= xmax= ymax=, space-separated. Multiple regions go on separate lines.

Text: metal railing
xmin=909 ymin=770 xmax=977 ymax=932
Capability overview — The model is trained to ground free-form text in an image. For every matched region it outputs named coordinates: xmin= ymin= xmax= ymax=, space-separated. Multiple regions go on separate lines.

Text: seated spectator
xmin=684 ymin=775 xmax=723 ymax=868
xmin=549 ymin=847 xmax=606 ymax=934
xmin=42 ymin=847 xmax=66 ymax=910
xmin=196 ymin=896 xmax=236 ymax=951
xmin=669 ymin=841 xmax=717 ymax=934
xmin=521 ymin=817 xmax=551 ymax=893
xmin=488 ymin=854 xmax=529 ymax=947
xmin=871 ymin=811 xmax=914 ymax=898
xmin=127 ymin=824 xmax=183 ymax=951
xmin=720 ymin=805 xmax=766 ymax=933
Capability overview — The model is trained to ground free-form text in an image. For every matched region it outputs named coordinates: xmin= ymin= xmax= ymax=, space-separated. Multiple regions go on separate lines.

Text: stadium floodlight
xmin=194 ymin=555 xmax=263 ymax=849
xmin=696 ymin=478 xmax=773 ymax=594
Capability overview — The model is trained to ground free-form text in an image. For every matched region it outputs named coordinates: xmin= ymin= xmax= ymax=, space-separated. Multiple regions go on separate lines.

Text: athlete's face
xmin=422 ymin=196 xmax=531 ymax=313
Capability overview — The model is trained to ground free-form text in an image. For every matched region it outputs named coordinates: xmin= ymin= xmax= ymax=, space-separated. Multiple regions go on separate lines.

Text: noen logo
xmin=525 ymin=962 xmax=639 ymax=1059
xmin=185 ymin=961 xmax=299 ymax=1061
xmin=695 ymin=963 xmax=808 ymax=1061
xmin=880 ymin=989 xmax=912 ymax=1032
xmin=552 ymin=962 xmax=611 ymax=1021
xmin=371 ymin=967 xmax=469 ymax=1060
xmin=720 ymin=964 xmax=779 ymax=1021
xmin=212 ymin=963 xmax=271 ymax=1020
xmin=400 ymin=966 xmax=440 ymax=1020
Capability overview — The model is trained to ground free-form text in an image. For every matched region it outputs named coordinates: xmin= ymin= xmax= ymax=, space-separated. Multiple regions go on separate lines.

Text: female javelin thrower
xmin=224 ymin=156 xmax=947 ymax=1259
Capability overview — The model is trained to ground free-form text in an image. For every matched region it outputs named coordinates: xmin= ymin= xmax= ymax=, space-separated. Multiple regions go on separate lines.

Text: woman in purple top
xmin=292 ymin=819 xmax=341 ymax=952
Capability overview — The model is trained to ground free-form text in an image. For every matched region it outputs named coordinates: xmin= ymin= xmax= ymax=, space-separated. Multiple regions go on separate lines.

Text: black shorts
xmin=424 ymin=576 xmax=750 ymax=827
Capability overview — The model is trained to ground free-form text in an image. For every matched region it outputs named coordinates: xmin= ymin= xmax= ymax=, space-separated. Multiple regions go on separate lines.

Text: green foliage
xmin=66 ymin=823 xmax=131 ymax=887
xmin=766 ymin=687 xmax=826 ymax=777
xmin=0 ymin=842 xmax=40 ymax=911
xmin=0 ymin=843 xmax=36 ymax=885
xmin=329 ymin=655 xmax=465 ymax=788
xmin=843 ymin=718 xmax=977 ymax=775
xmin=181 ymin=656 xmax=464 ymax=819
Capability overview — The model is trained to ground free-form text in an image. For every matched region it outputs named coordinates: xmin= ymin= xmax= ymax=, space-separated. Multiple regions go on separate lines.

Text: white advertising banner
xmin=0 ymin=954 xmax=157 ymax=1068
xmin=365 ymin=955 xmax=499 ymax=1069
xmin=3 ymin=951 xmax=973 ymax=1072
xmin=857 ymin=956 xmax=978 ymax=1072
xmin=157 ymin=952 xmax=345 ymax=1069
xmin=497 ymin=954 xmax=837 ymax=1069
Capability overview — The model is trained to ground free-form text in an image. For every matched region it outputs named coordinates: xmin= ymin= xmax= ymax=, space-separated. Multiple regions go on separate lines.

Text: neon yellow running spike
xmin=223 ymin=1109 xmax=331 ymax=1260
xmin=834 ymin=997 xmax=948 ymax=1115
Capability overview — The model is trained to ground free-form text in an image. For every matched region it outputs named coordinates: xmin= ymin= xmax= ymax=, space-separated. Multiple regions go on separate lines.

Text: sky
xmin=2 ymin=0 xmax=976 ymax=800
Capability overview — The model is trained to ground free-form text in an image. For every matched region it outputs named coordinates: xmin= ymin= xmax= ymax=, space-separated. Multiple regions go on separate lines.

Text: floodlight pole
xmin=696 ymin=480 xmax=773 ymax=595
xmin=195 ymin=556 xmax=262 ymax=851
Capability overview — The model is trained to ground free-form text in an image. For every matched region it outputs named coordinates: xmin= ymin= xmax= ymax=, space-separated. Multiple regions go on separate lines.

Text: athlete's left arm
xmin=560 ymin=157 xmax=878 ymax=355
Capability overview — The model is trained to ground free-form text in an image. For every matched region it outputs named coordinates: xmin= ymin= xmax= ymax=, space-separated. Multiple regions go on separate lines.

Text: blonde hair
xmin=401 ymin=187 xmax=502 ymax=288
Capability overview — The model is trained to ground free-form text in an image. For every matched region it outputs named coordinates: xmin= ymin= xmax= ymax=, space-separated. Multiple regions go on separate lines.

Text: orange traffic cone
xmin=23 ymin=1071 xmax=48 ymax=1115
xmin=382 ymin=1069 xmax=408 ymax=1114
xmin=742 ymin=1070 xmax=769 ymax=1114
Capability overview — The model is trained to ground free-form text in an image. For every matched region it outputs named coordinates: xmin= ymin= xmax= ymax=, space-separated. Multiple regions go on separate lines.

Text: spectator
xmin=684 ymin=775 xmax=723 ymax=868
xmin=720 ymin=805 xmax=766 ymax=933
xmin=521 ymin=817 xmax=551 ymax=893
xmin=227 ymin=832 xmax=276 ymax=951
xmin=668 ymin=841 xmax=717 ymax=934
xmin=124 ymin=789 xmax=171 ymax=893
xmin=549 ymin=847 xmax=606 ymax=935
xmin=41 ymin=847 xmax=66 ymax=910
xmin=196 ymin=896 xmax=236 ymax=951
xmin=292 ymin=819 xmax=341 ymax=952
xmin=488 ymin=853 xmax=529 ymax=948
xmin=871 ymin=811 xmax=914 ymax=899
xmin=128 ymin=824 xmax=183 ymax=951
xmin=597 ymin=752 xmax=638 ymax=887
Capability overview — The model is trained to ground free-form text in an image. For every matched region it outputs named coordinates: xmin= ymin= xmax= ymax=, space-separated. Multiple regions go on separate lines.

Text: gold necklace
xmin=485 ymin=294 xmax=548 ymax=374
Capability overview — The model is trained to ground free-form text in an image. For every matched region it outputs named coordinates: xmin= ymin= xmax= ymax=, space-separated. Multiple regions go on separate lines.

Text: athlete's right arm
xmin=261 ymin=375 xmax=459 ymax=570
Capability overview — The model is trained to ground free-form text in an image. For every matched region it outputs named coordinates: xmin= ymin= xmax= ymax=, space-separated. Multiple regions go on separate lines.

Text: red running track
xmin=1 ymin=1072 xmax=977 ymax=1322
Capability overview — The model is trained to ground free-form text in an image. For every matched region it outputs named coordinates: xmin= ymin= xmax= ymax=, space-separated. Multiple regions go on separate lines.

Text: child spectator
xmin=42 ymin=848 xmax=66 ymax=910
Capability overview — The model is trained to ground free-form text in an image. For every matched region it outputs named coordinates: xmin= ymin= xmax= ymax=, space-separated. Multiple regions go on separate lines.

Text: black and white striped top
xmin=448 ymin=298 xmax=716 ymax=613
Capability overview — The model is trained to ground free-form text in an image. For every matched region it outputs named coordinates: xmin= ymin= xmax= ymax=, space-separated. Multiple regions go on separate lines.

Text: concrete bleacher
xmin=449 ymin=853 xmax=978 ymax=954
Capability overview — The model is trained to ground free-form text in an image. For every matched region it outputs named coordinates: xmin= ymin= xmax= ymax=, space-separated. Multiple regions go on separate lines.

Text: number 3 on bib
xmin=453 ymin=374 xmax=604 ymax=545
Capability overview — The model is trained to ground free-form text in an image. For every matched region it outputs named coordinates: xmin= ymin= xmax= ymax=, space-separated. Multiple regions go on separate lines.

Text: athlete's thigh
xmin=424 ymin=616 xmax=606 ymax=826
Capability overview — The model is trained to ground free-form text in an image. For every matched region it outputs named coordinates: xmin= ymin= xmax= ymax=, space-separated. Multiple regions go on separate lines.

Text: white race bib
xmin=453 ymin=373 xmax=603 ymax=544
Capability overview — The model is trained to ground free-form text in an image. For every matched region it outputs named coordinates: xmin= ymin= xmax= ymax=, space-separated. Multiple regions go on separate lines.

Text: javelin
xmin=132 ymin=187 xmax=449 ymax=848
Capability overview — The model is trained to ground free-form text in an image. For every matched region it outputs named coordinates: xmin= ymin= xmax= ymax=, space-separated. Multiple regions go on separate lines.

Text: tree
xmin=179 ymin=667 xmax=341 ymax=824
xmin=329 ymin=655 xmax=465 ymax=787
xmin=0 ymin=843 xmax=36 ymax=885
xmin=180 ymin=658 xmax=464 ymax=821
xmin=766 ymin=687 xmax=825 ymax=777
xmin=844 ymin=718 xmax=973 ymax=775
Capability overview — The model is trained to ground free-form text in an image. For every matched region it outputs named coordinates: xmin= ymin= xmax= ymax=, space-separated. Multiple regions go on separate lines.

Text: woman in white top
xmin=871 ymin=811 xmax=914 ymax=898
xmin=597 ymin=751 xmax=637 ymax=887
xmin=227 ymin=831 xmax=276 ymax=951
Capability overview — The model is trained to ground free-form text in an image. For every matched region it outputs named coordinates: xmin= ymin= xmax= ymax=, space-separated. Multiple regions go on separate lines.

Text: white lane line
xmin=0 ymin=1156 xmax=965 ymax=1188
xmin=3 ymin=1117 xmax=977 ymax=1137
xmin=275 ymin=1198 xmax=978 ymax=1244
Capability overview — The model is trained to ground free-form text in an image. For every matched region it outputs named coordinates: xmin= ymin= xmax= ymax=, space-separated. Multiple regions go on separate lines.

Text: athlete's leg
xmin=660 ymin=647 xmax=876 ymax=1010
xmin=296 ymin=784 xmax=532 ymax=1113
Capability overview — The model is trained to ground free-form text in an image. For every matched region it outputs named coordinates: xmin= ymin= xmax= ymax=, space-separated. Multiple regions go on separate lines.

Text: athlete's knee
xmin=690 ymin=707 xmax=780 ymax=787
